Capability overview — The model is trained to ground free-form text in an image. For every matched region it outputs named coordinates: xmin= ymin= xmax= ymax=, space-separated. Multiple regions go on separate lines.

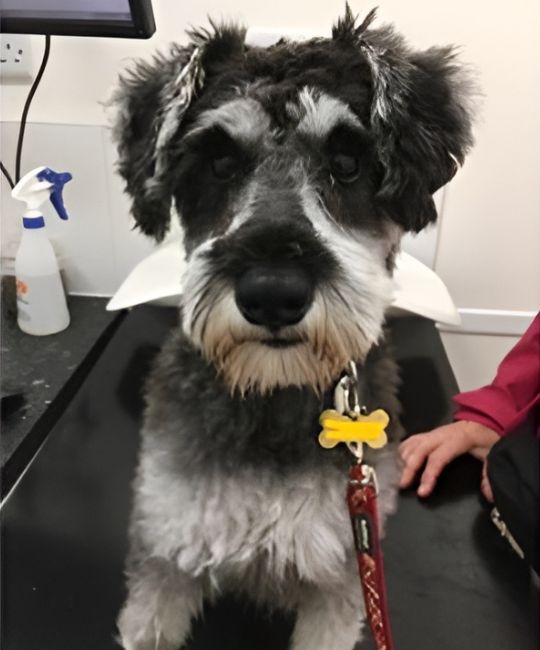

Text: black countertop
xmin=1 ymin=289 xmax=122 ymax=496
xmin=1 ymin=306 xmax=537 ymax=650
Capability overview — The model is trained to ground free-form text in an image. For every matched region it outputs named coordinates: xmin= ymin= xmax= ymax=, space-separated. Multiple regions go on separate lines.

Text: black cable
xmin=0 ymin=161 xmax=15 ymax=189
xmin=15 ymin=34 xmax=51 ymax=183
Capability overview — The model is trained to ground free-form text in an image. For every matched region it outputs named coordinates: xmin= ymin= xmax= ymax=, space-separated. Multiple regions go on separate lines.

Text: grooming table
xmin=1 ymin=307 xmax=537 ymax=649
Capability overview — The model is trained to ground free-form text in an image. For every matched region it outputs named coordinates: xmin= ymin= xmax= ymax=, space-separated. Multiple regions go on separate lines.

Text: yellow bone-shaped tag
xmin=318 ymin=408 xmax=389 ymax=450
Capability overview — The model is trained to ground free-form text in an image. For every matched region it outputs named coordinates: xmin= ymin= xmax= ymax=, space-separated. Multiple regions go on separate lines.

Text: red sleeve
xmin=453 ymin=312 xmax=540 ymax=436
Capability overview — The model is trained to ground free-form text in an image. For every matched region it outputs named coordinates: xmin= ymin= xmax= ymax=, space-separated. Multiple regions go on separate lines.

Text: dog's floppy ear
xmin=112 ymin=23 xmax=246 ymax=241
xmin=112 ymin=45 xmax=204 ymax=241
xmin=335 ymin=7 xmax=476 ymax=232
xmin=367 ymin=41 xmax=476 ymax=232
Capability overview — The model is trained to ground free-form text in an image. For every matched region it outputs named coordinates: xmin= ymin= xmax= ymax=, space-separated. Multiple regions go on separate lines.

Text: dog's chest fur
xmin=130 ymin=327 xmax=401 ymax=600
xmin=136 ymin=459 xmax=354 ymax=595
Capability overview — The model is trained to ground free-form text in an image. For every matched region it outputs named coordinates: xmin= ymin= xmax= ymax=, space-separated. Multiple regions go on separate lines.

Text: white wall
xmin=441 ymin=331 xmax=518 ymax=392
xmin=0 ymin=121 xmax=155 ymax=294
xmin=1 ymin=0 xmax=539 ymax=389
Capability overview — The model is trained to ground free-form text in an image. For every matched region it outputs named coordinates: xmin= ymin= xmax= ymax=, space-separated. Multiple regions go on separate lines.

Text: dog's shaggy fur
xmin=113 ymin=7 xmax=474 ymax=649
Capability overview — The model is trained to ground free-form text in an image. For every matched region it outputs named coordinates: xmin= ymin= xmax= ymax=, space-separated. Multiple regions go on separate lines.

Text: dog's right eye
xmin=330 ymin=153 xmax=359 ymax=183
xmin=211 ymin=155 xmax=240 ymax=181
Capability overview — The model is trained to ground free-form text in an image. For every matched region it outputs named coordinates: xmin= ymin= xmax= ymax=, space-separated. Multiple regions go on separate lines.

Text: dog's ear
xmin=367 ymin=41 xmax=476 ymax=232
xmin=112 ymin=24 xmax=246 ymax=241
xmin=334 ymin=7 xmax=476 ymax=232
xmin=112 ymin=45 xmax=204 ymax=240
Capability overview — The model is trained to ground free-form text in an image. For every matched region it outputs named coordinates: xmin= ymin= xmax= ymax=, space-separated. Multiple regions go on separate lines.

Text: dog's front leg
xmin=290 ymin=575 xmax=364 ymax=650
xmin=117 ymin=556 xmax=203 ymax=650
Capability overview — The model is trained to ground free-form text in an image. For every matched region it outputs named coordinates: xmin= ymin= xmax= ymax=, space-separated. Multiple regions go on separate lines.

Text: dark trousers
xmin=487 ymin=419 xmax=539 ymax=573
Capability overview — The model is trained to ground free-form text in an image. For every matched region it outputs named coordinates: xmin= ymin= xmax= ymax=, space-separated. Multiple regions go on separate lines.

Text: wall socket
xmin=0 ymin=34 xmax=33 ymax=84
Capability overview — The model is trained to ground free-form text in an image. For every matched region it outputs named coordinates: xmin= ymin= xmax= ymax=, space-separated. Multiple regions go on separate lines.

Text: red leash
xmin=319 ymin=361 xmax=395 ymax=650
xmin=347 ymin=462 xmax=395 ymax=650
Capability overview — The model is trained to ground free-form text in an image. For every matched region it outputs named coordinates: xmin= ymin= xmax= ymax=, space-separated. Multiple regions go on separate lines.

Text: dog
xmin=112 ymin=7 xmax=474 ymax=649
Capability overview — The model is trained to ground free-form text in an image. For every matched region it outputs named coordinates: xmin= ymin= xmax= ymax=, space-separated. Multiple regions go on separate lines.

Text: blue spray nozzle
xmin=36 ymin=167 xmax=73 ymax=221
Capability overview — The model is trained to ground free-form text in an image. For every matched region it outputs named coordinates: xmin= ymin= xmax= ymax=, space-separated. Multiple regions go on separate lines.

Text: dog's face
xmin=114 ymin=8 xmax=474 ymax=395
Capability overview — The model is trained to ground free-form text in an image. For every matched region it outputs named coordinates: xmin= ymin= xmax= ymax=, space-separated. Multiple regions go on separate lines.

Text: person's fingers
xmin=417 ymin=445 xmax=459 ymax=497
xmin=417 ymin=429 xmax=474 ymax=497
xmin=417 ymin=455 xmax=446 ymax=496
xmin=400 ymin=423 xmax=475 ymax=497
xmin=399 ymin=425 xmax=454 ymax=459
xmin=399 ymin=433 xmax=434 ymax=461
xmin=399 ymin=431 xmax=433 ymax=451
xmin=399 ymin=439 xmax=436 ymax=488
xmin=398 ymin=438 xmax=416 ymax=460
xmin=480 ymin=476 xmax=494 ymax=502
xmin=481 ymin=461 xmax=495 ymax=503
xmin=399 ymin=462 xmax=420 ymax=489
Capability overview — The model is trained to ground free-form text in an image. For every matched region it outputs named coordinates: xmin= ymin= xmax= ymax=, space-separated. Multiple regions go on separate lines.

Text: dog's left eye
xmin=330 ymin=153 xmax=360 ymax=183
xmin=211 ymin=155 xmax=240 ymax=180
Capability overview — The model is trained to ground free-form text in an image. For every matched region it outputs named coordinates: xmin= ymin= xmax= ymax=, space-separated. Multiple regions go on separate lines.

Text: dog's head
xmin=113 ymin=7 xmax=474 ymax=395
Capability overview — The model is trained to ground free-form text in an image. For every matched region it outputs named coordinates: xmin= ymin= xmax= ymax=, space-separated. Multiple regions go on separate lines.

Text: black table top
xmin=1 ymin=290 xmax=121 ymax=497
xmin=1 ymin=307 xmax=537 ymax=650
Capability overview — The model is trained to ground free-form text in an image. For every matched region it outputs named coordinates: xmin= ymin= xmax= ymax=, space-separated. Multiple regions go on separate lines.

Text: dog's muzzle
xmin=235 ymin=265 xmax=314 ymax=332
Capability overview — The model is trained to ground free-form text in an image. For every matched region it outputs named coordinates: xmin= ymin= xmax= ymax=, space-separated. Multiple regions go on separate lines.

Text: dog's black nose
xmin=235 ymin=266 xmax=314 ymax=330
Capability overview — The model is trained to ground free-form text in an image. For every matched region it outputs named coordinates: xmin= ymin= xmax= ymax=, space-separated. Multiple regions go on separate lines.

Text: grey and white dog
xmin=113 ymin=7 xmax=474 ymax=649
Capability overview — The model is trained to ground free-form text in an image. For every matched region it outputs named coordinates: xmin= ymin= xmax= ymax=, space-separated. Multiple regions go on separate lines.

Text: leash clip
xmin=350 ymin=463 xmax=379 ymax=493
xmin=339 ymin=361 xmax=368 ymax=462
xmin=319 ymin=360 xmax=389 ymax=457
xmin=338 ymin=360 xmax=366 ymax=419
xmin=347 ymin=441 xmax=364 ymax=463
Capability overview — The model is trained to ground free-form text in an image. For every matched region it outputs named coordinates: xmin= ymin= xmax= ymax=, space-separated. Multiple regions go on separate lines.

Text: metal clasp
xmin=339 ymin=361 xmax=369 ymax=462
xmin=350 ymin=463 xmax=379 ymax=494
xmin=490 ymin=507 xmax=525 ymax=559
xmin=339 ymin=360 xmax=366 ymax=419
xmin=347 ymin=441 xmax=364 ymax=463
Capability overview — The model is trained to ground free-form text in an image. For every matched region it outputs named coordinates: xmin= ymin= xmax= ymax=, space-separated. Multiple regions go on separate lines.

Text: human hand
xmin=480 ymin=459 xmax=494 ymax=503
xmin=399 ymin=420 xmax=500 ymax=497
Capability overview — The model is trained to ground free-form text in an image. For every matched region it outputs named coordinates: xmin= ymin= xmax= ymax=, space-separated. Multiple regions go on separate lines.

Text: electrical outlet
xmin=0 ymin=34 xmax=33 ymax=84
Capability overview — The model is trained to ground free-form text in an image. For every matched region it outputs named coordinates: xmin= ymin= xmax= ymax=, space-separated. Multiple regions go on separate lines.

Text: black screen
xmin=0 ymin=0 xmax=155 ymax=39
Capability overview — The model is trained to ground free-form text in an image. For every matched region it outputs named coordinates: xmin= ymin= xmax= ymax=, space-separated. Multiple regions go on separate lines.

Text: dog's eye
xmin=211 ymin=155 xmax=240 ymax=180
xmin=330 ymin=153 xmax=359 ymax=183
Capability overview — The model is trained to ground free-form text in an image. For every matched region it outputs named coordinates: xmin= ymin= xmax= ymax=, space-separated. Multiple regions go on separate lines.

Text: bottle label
xmin=16 ymin=279 xmax=31 ymax=321
xmin=15 ymin=273 xmax=70 ymax=334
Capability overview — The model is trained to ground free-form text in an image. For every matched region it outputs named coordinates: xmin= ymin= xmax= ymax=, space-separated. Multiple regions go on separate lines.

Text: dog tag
xmin=318 ymin=408 xmax=389 ymax=449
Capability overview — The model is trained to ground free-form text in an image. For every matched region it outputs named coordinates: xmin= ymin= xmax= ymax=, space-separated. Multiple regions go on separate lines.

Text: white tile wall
xmin=441 ymin=331 xmax=519 ymax=392
xmin=1 ymin=121 xmax=155 ymax=295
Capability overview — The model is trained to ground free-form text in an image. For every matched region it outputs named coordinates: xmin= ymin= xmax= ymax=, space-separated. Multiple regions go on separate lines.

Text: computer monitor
xmin=0 ymin=0 xmax=156 ymax=39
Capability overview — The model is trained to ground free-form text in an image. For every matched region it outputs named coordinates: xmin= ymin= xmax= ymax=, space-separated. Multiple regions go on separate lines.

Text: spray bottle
xmin=12 ymin=166 xmax=72 ymax=335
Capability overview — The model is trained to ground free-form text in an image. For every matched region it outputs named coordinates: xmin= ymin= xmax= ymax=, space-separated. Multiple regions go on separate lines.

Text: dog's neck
xmin=148 ymin=329 xmax=364 ymax=473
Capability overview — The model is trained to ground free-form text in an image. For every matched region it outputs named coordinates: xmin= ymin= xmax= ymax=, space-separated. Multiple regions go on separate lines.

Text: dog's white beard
xmin=184 ymin=286 xmax=389 ymax=395
xmin=181 ymin=212 xmax=396 ymax=395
